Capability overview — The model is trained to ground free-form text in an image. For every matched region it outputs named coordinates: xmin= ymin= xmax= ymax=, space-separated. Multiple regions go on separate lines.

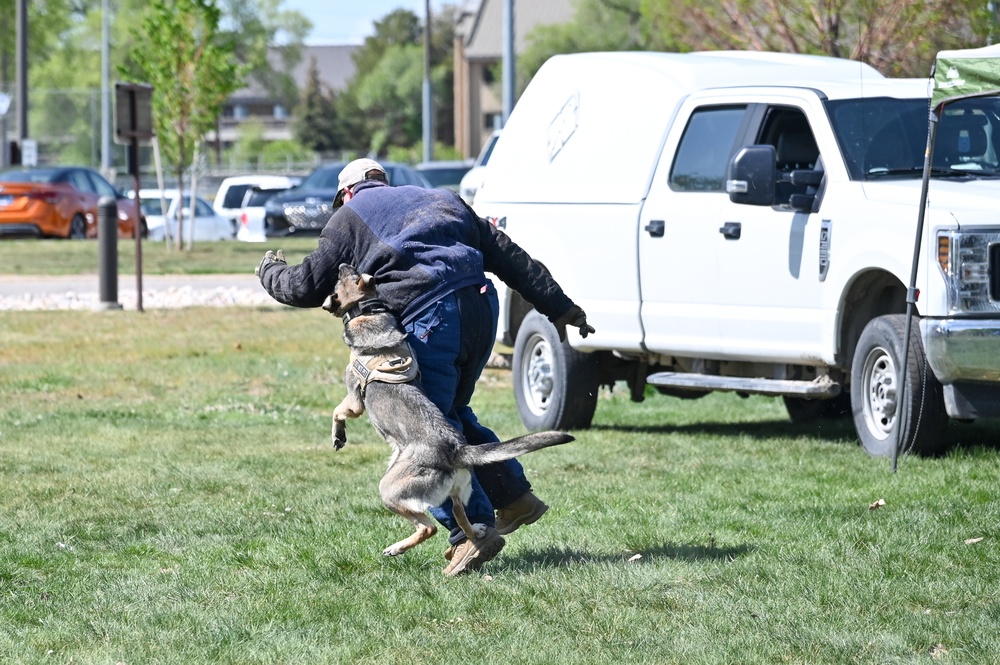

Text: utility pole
xmin=101 ymin=0 xmax=111 ymax=175
xmin=502 ymin=0 xmax=514 ymax=125
xmin=422 ymin=0 xmax=433 ymax=163
xmin=15 ymin=0 xmax=28 ymax=145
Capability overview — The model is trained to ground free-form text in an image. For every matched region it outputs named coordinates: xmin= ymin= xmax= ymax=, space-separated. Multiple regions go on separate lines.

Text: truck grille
xmin=283 ymin=202 xmax=331 ymax=230
xmin=991 ymin=242 xmax=1000 ymax=302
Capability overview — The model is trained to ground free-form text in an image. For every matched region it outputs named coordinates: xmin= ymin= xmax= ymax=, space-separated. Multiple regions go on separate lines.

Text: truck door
xmin=639 ymin=104 xmax=752 ymax=357
xmin=716 ymin=102 xmax=829 ymax=363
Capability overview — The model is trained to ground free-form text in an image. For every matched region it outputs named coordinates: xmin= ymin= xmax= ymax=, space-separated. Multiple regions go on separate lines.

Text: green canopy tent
xmin=893 ymin=44 xmax=1000 ymax=470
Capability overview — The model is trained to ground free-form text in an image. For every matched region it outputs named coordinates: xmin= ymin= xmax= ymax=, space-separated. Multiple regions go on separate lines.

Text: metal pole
xmin=97 ymin=195 xmax=122 ymax=310
xmin=101 ymin=0 xmax=111 ymax=175
xmin=422 ymin=0 xmax=433 ymax=163
xmin=502 ymin=0 xmax=515 ymax=125
xmin=892 ymin=107 xmax=940 ymax=472
xmin=15 ymin=0 xmax=27 ymax=142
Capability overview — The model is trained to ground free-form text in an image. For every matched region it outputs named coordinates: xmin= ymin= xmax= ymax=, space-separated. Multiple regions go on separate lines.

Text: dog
xmin=322 ymin=263 xmax=574 ymax=557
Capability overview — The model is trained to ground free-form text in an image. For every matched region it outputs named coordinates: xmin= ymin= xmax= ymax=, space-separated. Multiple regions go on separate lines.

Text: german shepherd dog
xmin=323 ymin=264 xmax=574 ymax=557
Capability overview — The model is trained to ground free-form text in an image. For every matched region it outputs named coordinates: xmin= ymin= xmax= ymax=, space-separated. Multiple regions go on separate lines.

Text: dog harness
xmin=349 ymin=342 xmax=419 ymax=398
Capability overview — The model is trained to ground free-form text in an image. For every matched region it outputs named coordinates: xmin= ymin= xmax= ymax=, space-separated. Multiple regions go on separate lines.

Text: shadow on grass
xmin=507 ymin=542 xmax=755 ymax=571
xmin=590 ymin=417 xmax=857 ymax=443
xmin=591 ymin=416 xmax=1000 ymax=452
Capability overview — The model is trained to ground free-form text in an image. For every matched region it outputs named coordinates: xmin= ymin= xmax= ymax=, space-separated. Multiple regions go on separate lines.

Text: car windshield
xmin=419 ymin=166 xmax=471 ymax=188
xmin=0 ymin=168 xmax=59 ymax=183
xmin=298 ymin=165 xmax=345 ymax=190
xmin=244 ymin=188 xmax=286 ymax=207
xmin=141 ymin=199 xmax=173 ymax=216
xmin=826 ymin=95 xmax=1000 ymax=180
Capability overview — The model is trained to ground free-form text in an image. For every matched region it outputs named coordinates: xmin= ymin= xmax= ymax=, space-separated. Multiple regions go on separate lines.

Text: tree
xmin=518 ymin=0 xmax=649 ymax=93
xmin=335 ymin=6 xmax=461 ymax=156
xmin=123 ymin=0 xmax=244 ymax=249
xmin=638 ymin=0 xmax=989 ymax=77
xmin=293 ymin=57 xmax=342 ymax=154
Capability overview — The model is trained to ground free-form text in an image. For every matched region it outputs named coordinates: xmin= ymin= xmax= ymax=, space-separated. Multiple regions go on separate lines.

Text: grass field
xmin=0 ymin=237 xmax=319 ymax=275
xmin=1 ymin=306 xmax=998 ymax=664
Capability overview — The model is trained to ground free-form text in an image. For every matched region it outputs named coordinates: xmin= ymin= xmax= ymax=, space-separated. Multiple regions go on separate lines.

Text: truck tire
xmin=513 ymin=310 xmax=599 ymax=431
xmin=850 ymin=314 xmax=948 ymax=457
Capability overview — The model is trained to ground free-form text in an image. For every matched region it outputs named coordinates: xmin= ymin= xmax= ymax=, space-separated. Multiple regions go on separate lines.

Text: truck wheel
xmin=849 ymin=315 xmax=948 ymax=457
xmin=513 ymin=310 xmax=599 ymax=431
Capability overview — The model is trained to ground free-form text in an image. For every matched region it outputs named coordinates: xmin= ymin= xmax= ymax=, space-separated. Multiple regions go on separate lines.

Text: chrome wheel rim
xmin=520 ymin=333 xmax=554 ymax=417
xmin=862 ymin=345 xmax=897 ymax=440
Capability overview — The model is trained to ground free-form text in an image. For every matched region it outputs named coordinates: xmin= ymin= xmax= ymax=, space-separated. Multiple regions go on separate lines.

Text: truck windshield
xmin=826 ymin=95 xmax=1000 ymax=180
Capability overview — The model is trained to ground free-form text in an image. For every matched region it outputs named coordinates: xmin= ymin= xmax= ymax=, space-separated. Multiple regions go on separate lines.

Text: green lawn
xmin=0 ymin=237 xmax=319 ymax=275
xmin=1 ymin=307 xmax=998 ymax=664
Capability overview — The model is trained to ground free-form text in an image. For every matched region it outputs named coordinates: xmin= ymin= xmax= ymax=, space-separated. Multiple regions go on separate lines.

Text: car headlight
xmin=937 ymin=229 xmax=1000 ymax=314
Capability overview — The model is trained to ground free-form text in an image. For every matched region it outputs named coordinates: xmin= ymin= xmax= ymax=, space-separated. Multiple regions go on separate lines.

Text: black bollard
xmin=97 ymin=195 xmax=122 ymax=310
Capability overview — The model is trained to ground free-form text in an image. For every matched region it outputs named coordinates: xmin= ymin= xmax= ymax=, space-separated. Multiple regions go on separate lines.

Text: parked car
xmin=263 ymin=161 xmax=432 ymax=236
xmin=459 ymin=130 xmax=501 ymax=205
xmin=137 ymin=189 xmax=233 ymax=242
xmin=213 ymin=175 xmax=299 ymax=228
xmin=236 ymin=185 xmax=290 ymax=242
xmin=416 ymin=159 xmax=474 ymax=192
xmin=0 ymin=166 xmax=144 ymax=239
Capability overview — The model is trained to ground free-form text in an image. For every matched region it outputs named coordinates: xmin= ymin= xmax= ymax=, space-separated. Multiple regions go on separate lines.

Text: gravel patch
xmin=0 ymin=274 xmax=279 ymax=311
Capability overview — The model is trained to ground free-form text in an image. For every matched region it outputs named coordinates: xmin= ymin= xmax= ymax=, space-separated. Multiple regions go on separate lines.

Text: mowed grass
xmin=0 ymin=237 xmax=319 ymax=275
xmin=1 ymin=307 xmax=999 ymax=664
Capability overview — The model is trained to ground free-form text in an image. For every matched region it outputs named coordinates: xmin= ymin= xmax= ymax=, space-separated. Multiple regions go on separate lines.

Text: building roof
xmin=461 ymin=0 xmax=573 ymax=60
xmin=230 ymin=44 xmax=359 ymax=101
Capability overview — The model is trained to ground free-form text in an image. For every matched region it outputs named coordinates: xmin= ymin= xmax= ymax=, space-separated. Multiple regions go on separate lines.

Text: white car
xmin=459 ymin=130 xmax=500 ymax=205
xmin=236 ymin=185 xmax=291 ymax=242
xmin=137 ymin=189 xmax=234 ymax=242
xmin=213 ymin=175 xmax=300 ymax=226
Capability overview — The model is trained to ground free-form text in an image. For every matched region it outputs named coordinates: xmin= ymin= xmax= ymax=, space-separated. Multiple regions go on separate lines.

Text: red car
xmin=0 ymin=166 xmax=145 ymax=239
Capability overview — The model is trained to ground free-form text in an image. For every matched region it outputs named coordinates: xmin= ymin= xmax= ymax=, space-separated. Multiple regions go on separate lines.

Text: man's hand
xmin=255 ymin=249 xmax=286 ymax=277
xmin=551 ymin=305 xmax=595 ymax=343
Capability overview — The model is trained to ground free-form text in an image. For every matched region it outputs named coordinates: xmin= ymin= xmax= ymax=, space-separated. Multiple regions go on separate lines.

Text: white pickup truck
xmin=474 ymin=50 xmax=1000 ymax=456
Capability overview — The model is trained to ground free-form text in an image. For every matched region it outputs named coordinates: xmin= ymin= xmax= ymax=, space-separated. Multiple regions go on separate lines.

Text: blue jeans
xmin=404 ymin=281 xmax=530 ymax=543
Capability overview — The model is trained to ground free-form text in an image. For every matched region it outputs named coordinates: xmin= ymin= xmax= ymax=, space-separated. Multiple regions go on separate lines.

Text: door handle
xmin=645 ymin=219 xmax=665 ymax=238
xmin=719 ymin=221 xmax=741 ymax=239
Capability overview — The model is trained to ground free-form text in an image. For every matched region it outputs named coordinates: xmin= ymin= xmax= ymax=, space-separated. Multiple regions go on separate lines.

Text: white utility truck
xmin=474 ymin=51 xmax=1000 ymax=456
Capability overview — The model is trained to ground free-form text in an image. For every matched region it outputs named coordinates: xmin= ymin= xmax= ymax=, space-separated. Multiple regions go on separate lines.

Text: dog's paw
xmin=471 ymin=523 xmax=488 ymax=539
xmin=382 ymin=545 xmax=403 ymax=557
xmin=332 ymin=424 xmax=347 ymax=450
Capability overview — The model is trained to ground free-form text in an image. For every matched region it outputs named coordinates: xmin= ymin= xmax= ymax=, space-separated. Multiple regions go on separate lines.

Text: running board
xmin=646 ymin=372 xmax=841 ymax=397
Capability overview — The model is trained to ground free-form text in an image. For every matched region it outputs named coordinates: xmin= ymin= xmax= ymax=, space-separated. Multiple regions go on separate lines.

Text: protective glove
xmin=255 ymin=249 xmax=286 ymax=277
xmin=551 ymin=305 xmax=595 ymax=343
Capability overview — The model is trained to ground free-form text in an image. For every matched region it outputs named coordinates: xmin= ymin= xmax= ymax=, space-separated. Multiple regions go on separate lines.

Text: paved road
xmin=0 ymin=273 xmax=276 ymax=311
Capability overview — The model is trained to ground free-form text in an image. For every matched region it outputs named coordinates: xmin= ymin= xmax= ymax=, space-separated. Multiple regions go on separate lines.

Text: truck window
xmin=669 ymin=106 xmax=747 ymax=192
xmin=757 ymin=108 xmax=819 ymax=171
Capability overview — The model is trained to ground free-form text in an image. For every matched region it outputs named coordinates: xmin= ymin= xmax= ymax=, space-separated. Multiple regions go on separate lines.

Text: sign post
xmin=113 ymin=82 xmax=154 ymax=312
xmin=0 ymin=93 xmax=10 ymax=169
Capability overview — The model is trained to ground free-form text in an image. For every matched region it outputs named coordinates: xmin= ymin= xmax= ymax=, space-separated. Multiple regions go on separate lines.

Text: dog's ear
xmin=338 ymin=264 xmax=357 ymax=280
xmin=359 ymin=273 xmax=374 ymax=287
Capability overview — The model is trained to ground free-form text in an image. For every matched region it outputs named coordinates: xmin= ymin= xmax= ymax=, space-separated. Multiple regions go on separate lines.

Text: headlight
xmin=937 ymin=230 xmax=1000 ymax=314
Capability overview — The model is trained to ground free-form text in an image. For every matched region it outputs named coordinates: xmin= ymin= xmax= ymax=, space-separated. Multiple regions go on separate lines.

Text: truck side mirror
xmin=727 ymin=145 xmax=776 ymax=206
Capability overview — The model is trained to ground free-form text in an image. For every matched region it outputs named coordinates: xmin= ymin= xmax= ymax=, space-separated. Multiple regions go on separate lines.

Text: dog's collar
xmin=342 ymin=298 xmax=389 ymax=324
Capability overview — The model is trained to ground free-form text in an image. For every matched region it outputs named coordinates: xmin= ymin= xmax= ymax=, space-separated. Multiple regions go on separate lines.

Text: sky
xmin=282 ymin=1 xmax=451 ymax=45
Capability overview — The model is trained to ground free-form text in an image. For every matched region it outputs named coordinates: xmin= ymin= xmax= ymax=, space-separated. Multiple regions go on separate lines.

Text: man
xmin=256 ymin=158 xmax=594 ymax=576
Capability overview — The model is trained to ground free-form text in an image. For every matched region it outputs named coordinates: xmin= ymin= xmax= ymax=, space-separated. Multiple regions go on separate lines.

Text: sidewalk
xmin=0 ymin=273 xmax=278 ymax=311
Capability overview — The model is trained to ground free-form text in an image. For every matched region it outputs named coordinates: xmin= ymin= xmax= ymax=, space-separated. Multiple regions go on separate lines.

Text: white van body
xmin=475 ymin=51 xmax=1000 ymax=456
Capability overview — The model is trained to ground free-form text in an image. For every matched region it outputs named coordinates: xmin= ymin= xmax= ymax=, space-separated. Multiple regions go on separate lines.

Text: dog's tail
xmin=456 ymin=431 xmax=574 ymax=466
